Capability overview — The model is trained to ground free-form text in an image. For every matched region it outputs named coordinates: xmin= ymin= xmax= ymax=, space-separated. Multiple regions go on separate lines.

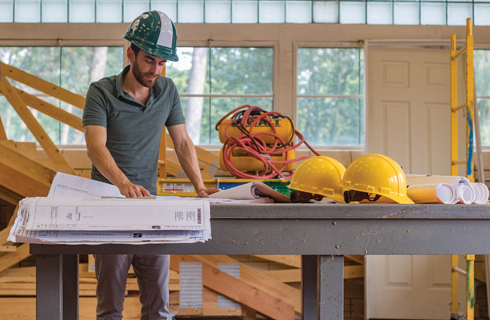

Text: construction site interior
xmin=2 ymin=4 xmax=490 ymax=320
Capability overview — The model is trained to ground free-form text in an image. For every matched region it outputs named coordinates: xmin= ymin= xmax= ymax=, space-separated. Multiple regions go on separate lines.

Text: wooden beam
xmin=171 ymin=255 xmax=295 ymax=319
xmin=0 ymin=246 xmax=16 ymax=253
xmin=0 ymin=162 xmax=50 ymax=198
xmin=15 ymin=88 xmax=83 ymax=132
xmin=185 ymin=255 xmax=301 ymax=314
xmin=0 ymin=266 xmax=35 ymax=278
xmin=0 ymin=62 xmax=85 ymax=110
xmin=0 ymin=76 xmax=74 ymax=174
xmin=345 ymin=255 xmax=364 ymax=264
xmin=0 ymin=185 xmax=23 ymax=206
xmin=166 ymin=134 xmax=220 ymax=166
xmin=253 ymin=255 xmax=301 ymax=268
xmin=158 ymin=128 xmax=167 ymax=178
xmin=0 ymin=114 xmax=7 ymax=140
xmin=262 ymin=269 xmax=301 ymax=282
xmin=344 ymin=265 xmax=364 ymax=279
xmin=0 ymin=244 xmax=30 ymax=273
xmin=0 ymin=143 xmax=55 ymax=188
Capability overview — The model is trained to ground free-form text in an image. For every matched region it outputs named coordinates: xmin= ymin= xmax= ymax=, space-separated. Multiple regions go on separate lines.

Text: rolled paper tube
xmin=407 ymin=184 xmax=454 ymax=204
xmin=456 ymin=183 xmax=475 ymax=204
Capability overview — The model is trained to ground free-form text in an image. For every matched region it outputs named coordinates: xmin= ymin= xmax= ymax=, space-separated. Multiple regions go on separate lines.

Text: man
xmin=82 ymin=11 xmax=219 ymax=320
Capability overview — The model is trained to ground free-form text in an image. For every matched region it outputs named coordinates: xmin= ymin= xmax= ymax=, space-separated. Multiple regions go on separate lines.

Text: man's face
xmin=130 ymin=49 xmax=166 ymax=88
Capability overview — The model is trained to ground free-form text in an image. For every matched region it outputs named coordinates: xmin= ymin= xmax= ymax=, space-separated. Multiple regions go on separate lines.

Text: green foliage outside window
xmin=297 ymin=48 xmax=364 ymax=146
xmin=166 ymin=47 xmax=273 ymax=145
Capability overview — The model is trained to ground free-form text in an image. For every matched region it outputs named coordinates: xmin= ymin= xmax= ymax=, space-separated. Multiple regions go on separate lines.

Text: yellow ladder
xmin=449 ymin=18 xmax=475 ymax=320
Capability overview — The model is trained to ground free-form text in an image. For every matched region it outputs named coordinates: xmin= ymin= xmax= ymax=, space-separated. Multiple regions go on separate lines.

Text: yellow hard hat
xmin=341 ymin=154 xmax=414 ymax=204
xmin=288 ymin=156 xmax=346 ymax=203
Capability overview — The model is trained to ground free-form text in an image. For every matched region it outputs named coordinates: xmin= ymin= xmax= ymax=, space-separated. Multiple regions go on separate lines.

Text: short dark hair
xmin=130 ymin=43 xmax=142 ymax=57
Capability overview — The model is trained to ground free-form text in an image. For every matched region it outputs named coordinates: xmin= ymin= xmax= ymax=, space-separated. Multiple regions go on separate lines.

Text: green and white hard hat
xmin=123 ymin=11 xmax=179 ymax=62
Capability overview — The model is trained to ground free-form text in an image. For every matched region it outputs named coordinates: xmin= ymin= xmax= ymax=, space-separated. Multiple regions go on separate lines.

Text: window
xmin=0 ymin=46 xmax=124 ymax=144
xmin=296 ymin=47 xmax=364 ymax=146
xmin=166 ymin=47 xmax=273 ymax=145
xmin=475 ymin=50 xmax=490 ymax=146
xmin=2 ymin=0 xmax=490 ymax=25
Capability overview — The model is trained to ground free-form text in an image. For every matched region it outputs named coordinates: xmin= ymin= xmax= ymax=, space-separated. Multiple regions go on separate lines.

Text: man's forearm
xmin=87 ymin=145 xmax=131 ymax=189
xmin=174 ymin=138 xmax=206 ymax=192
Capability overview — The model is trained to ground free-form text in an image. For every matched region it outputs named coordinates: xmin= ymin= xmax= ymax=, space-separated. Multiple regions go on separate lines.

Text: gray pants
xmin=95 ymin=254 xmax=170 ymax=320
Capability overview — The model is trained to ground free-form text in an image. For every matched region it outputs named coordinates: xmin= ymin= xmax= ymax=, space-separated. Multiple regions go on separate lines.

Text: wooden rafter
xmin=0 ymin=62 xmax=85 ymax=110
xmin=254 ymin=255 xmax=301 ymax=268
xmin=0 ymin=185 xmax=23 ymax=206
xmin=170 ymin=255 xmax=295 ymax=320
xmin=0 ymin=114 xmax=7 ymax=140
xmin=0 ymin=76 xmax=74 ymax=174
xmin=15 ymin=88 xmax=83 ymax=132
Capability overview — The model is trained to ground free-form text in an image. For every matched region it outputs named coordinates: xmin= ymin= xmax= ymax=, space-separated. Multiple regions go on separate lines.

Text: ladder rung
xmin=451 ymin=46 xmax=467 ymax=60
xmin=452 ymin=267 xmax=467 ymax=277
xmin=451 ymin=104 xmax=467 ymax=112
xmin=452 ymin=160 xmax=467 ymax=165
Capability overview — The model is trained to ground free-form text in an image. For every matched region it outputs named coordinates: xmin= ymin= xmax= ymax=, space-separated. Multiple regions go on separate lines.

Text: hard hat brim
xmin=123 ymin=34 xmax=179 ymax=62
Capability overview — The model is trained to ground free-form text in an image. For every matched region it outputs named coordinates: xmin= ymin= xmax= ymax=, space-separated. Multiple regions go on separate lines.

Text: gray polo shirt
xmin=83 ymin=65 xmax=185 ymax=195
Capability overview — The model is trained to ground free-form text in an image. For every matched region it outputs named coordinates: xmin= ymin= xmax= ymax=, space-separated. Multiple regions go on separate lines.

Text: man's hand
xmin=197 ymin=188 xmax=220 ymax=198
xmin=118 ymin=180 xmax=152 ymax=198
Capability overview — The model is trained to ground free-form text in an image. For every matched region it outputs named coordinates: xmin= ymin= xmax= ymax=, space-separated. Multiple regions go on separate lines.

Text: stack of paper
xmin=8 ymin=173 xmax=212 ymax=245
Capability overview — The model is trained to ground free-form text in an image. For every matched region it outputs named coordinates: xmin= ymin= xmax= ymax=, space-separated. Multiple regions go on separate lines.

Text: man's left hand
xmin=197 ymin=188 xmax=220 ymax=198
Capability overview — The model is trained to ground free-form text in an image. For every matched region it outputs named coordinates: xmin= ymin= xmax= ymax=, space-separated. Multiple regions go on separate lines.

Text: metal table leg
xmin=37 ymin=254 xmax=63 ymax=320
xmin=302 ymin=255 xmax=318 ymax=319
xmin=63 ymin=255 xmax=79 ymax=320
xmin=318 ymin=255 xmax=344 ymax=320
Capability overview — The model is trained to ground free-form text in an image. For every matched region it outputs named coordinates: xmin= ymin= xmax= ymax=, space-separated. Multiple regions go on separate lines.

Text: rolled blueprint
xmin=471 ymin=183 xmax=489 ymax=204
xmin=456 ymin=183 xmax=476 ymax=204
xmin=406 ymin=175 xmax=474 ymax=204
xmin=407 ymin=184 xmax=454 ymax=204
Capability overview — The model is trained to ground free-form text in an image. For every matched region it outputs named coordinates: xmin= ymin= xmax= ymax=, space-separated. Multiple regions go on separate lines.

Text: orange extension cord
xmin=215 ymin=105 xmax=320 ymax=179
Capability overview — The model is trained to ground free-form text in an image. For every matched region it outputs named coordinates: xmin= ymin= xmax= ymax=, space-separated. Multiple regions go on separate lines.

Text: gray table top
xmin=30 ymin=203 xmax=490 ymax=255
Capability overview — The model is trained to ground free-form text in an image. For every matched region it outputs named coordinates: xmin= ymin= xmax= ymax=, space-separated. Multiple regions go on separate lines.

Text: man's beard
xmin=132 ymin=59 xmax=159 ymax=88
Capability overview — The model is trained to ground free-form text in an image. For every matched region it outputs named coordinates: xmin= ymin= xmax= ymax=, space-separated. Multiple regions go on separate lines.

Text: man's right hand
xmin=117 ymin=181 xmax=152 ymax=198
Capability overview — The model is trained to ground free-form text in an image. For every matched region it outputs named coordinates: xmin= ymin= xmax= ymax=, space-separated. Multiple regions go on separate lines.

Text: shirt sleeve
xmin=165 ymin=80 xmax=186 ymax=127
xmin=83 ymin=83 xmax=109 ymax=128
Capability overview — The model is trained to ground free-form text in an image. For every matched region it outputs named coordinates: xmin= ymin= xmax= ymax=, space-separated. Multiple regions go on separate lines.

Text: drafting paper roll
xmin=456 ymin=183 xmax=475 ymax=204
xmin=407 ymin=184 xmax=454 ymax=204
xmin=471 ymin=183 xmax=489 ymax=204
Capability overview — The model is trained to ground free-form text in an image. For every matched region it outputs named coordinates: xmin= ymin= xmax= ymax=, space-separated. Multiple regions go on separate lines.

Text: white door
xmin=366 ymin=45 xmax=467 ymax=319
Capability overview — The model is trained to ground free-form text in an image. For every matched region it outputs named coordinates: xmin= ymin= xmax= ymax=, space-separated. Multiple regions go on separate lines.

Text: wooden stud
xmin=0 ymin=76 xmax=75 ymax=174
xmin=171 ymin=255 xmax=295 ymax=320
xmin=0 ymin=266 xmax=35 ymax=278
xmin=0 ymin=246 xmax=16 ymax=253
xmin=15 ymin=88 xmax=83 ymax=132
xmin=0 ymin=62 xmax=85 ymax=110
